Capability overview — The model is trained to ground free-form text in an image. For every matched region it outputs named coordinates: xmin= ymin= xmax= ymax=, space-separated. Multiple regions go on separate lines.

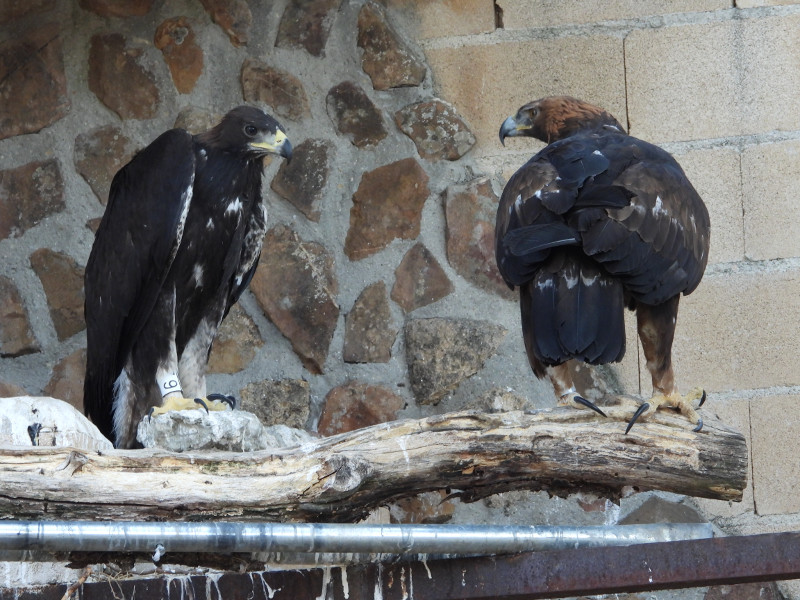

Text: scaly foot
xmin=626 ymin=387 xmax=706 ymax=434
xmin=148 ymin=393 xmax=236 ymax=419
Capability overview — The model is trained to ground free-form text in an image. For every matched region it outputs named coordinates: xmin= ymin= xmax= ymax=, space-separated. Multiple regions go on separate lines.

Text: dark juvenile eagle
xmin=84 ymin=106 xmax=292 ymax=448
xmin=496 ymin=96 xmax=710 ymax=431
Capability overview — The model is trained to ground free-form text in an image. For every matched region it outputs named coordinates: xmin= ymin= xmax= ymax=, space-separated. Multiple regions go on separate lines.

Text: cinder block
xmin=670 ymin=266 xmax=800 ymax=393
xmin=670 ymin=145 xmax=744 ymax=265
xmin=750 ymin=394 xmax=800 ymax=515
xmin=692 ymin=396 xmax=754 ymax=519
xmin=386 ymin=0 xmax=495 ymax=39
xmin=499 ymin=0 xmax=729 ymax=29
xmin=741 ymin=139 xmax=800 ymax=261
xmin=425 ymin=35 xmax=626 ymax=156
xmin=626 ymin=14 xmax=800 ymax=143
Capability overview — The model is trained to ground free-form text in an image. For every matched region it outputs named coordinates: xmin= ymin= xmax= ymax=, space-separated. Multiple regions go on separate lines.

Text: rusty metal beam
xmin=2 ymin=532 xmax=799 ymax=599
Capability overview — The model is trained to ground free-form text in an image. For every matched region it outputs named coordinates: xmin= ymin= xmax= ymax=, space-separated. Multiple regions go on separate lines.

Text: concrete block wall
xmin=401 ymin=0 xmax=800 ymax=567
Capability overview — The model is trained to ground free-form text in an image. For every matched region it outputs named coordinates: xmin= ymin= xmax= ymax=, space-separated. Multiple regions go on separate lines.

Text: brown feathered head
xmin=499 ymin=96 xmax=626 ymax=145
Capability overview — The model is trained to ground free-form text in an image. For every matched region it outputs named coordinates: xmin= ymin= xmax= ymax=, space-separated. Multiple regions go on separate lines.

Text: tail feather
xmin=522 ymin=253 xmax=625 ymax=367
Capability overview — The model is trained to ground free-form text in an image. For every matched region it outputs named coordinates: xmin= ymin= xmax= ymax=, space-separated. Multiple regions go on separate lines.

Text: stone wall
xmin=2 ymin=0 xmax=800 ymax=597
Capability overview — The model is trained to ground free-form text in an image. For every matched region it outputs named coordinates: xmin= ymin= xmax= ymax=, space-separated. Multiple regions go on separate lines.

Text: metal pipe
xmin=0 ymin=521 xmax=711 ymax=557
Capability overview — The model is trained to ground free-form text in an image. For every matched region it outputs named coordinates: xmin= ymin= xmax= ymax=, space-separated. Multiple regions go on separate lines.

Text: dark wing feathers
xmin=84 ymin=129 xmax=196 ymax=433
xmin=496 ymin=129 xmax=709 ymax=368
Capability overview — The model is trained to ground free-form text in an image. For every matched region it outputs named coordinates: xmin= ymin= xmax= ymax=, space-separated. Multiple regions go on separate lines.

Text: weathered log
xmin=0 ymin=398 xmax=747 ymax=522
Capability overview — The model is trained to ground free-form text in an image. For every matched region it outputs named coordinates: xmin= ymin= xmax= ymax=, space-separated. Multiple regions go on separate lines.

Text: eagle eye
xmin=244 ymin=124 xmax=258 ymax=137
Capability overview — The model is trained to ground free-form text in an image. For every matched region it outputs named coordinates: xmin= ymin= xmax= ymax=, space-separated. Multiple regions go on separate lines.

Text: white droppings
xmin=580 ymin=272 xmax=598 ymax=286
xmin=374 ymin=563 xmax=384 ymax=600
xmin=396 ymin=436 xmax=411 ymax=466
xmin=421 ymin=554 xmax=432 ymax=579
xmin=206 ymin=217 xmax=214 ymax=231
xmin=306 ymin=464 xmax=322 ymax=481
xmin=563 ymin=273 xmax=579 ymax=289
xmin=316 ymin=566 xmax=332 ymax=600
xmin=199 ymin=148 xmax=206 ymax=157
xmin=340 ymin=567 xmax=350 ymax=600
xmin=592 ymin=149 xmax=604 ymax=157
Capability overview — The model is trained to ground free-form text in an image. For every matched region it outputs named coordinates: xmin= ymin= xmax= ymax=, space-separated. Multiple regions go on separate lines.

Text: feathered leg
xmin=546 ymin=363 xmax=607 ymax=417
xmin=628 ymin=296 xmax=705 ymax=433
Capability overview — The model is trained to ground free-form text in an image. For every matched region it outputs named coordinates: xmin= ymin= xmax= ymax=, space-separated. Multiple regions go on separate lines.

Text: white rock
xmin=136 ymin=409 xmax=315 ymax=452
xmin=0 ymin=396 xmax=113 ymax=451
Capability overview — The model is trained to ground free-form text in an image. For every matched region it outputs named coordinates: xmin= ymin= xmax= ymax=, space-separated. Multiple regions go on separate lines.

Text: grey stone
xmin=395 ymin=99 xmax=475 ymax=161
xmin=0 ymin=159 xmax=65 ymax=241
xmin=270 ymin=138 xmax=332 ymax=222
xmin=343 ymin=281 xmax=397 ymax=364
xmin=405 ymin=318 xmax=506 ymax=405
xmin=239 ymin=378 xmax=311 ymax=429
xmin=326 ymin=81 xmax=387 ymax=148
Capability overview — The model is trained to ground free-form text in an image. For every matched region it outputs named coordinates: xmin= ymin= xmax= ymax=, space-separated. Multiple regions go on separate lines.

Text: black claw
xmin=574 ymin=395 xmax=607 ymax=418
xmin=207 ymin=393 xmax=237 ymax=409
xmin=194 ymin=398 xmax=210 ymax=414
xmin=625 ymin=403 xmax=650 ymax=435
xmin=692 ymin=418 xmax=704 ymax=433
xmin=698 ymin=390 xmax=707 ymax=407
xmin=146 ymin=407 xmax=155 ymax=421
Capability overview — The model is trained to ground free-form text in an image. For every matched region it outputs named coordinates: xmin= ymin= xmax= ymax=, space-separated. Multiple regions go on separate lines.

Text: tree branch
xmin=0 ymin=398 xmax=747 ymax=522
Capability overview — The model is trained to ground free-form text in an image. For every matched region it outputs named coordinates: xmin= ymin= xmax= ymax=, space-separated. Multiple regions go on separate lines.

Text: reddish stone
xmin=29 ymin=249 xmax=85 ymax=341
xmin=326 ymin=81 xmax=387 ymax=148
xmin=241 ymin=58 xmax=310 ymax=122
xmin=318 ymin=381 xmax=405 ymax=435
xmin=395 ymin=99 xmax=475 ymax=161
xmin=0 ymin=380 xmax=27 ymax=397
xmin=207 ymin=302 xmax=263 ymax=374
xmin=270 ymin=139 xmax=331 ymax=222
xmin=73 ymin=125 xmax=136 ymax=205
xmin=389 ymin=491 xmax=456 ymax=524
xmin=344 ymin=158 xmax=429 ymax=261
xmin=0 ymin=0 xmax=55 ymax=24
xmin=343 ymin=282 xmax=397 ymax=364
xmin=443 ymin=177 xmax=514 ymax=300
xmin=405 ymin=318 xmax=506 ymax=405
xmin=44 ymin=348 xmax=86 ymax=412
xmin=239 ymin=379 xmax=311 ymax=429
xmin=357 ymin=1 xmax=426 ymax=90
xmin=0 ymin=159 xmax=64 ymax=241
xmin=276 ymin=0 xmax=343 ymax=57
xmin=250 ymin=226 xmax=339 ymax=374
xmin=0 ymin=276 xmax=39 ymax=358
xmin=200 ymin=0 xmax=252 ymax=47
xmin=155 ymin=17 xmax=203 ymax=94
xmin=0 ymin=24 xmax=69 ymax=140
xmin=79 ymin=0 xmax=153 ymax=17
xmin=88 ymin=33 xmax=160 ymax=120
xmin=391 ymin=242 xmax=453 ymax=313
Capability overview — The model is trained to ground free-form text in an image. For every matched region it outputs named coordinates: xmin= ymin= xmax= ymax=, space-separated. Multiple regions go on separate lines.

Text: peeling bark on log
xmin=0 ymin=399 xmax=747 ymax=522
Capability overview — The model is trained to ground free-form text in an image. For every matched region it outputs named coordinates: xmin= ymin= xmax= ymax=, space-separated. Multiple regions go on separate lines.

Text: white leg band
xmin=559 ymin=387 xmax=577 ymax=399
xmin=156 ymin=370 xmax=183 ymax=399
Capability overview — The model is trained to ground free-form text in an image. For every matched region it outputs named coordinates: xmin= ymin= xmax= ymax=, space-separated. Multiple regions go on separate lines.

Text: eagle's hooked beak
xmin=250 ymin=129 xmax=293 ymax=161
xmin=499 ymin=112 xmax=533 ymax=146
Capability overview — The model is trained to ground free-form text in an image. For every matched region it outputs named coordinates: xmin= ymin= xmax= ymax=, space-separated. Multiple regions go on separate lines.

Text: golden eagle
xmin=496 ymin=96 xmax=710 ymax=432
xmin=84 ymin=106 xmax=292 ymax=448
